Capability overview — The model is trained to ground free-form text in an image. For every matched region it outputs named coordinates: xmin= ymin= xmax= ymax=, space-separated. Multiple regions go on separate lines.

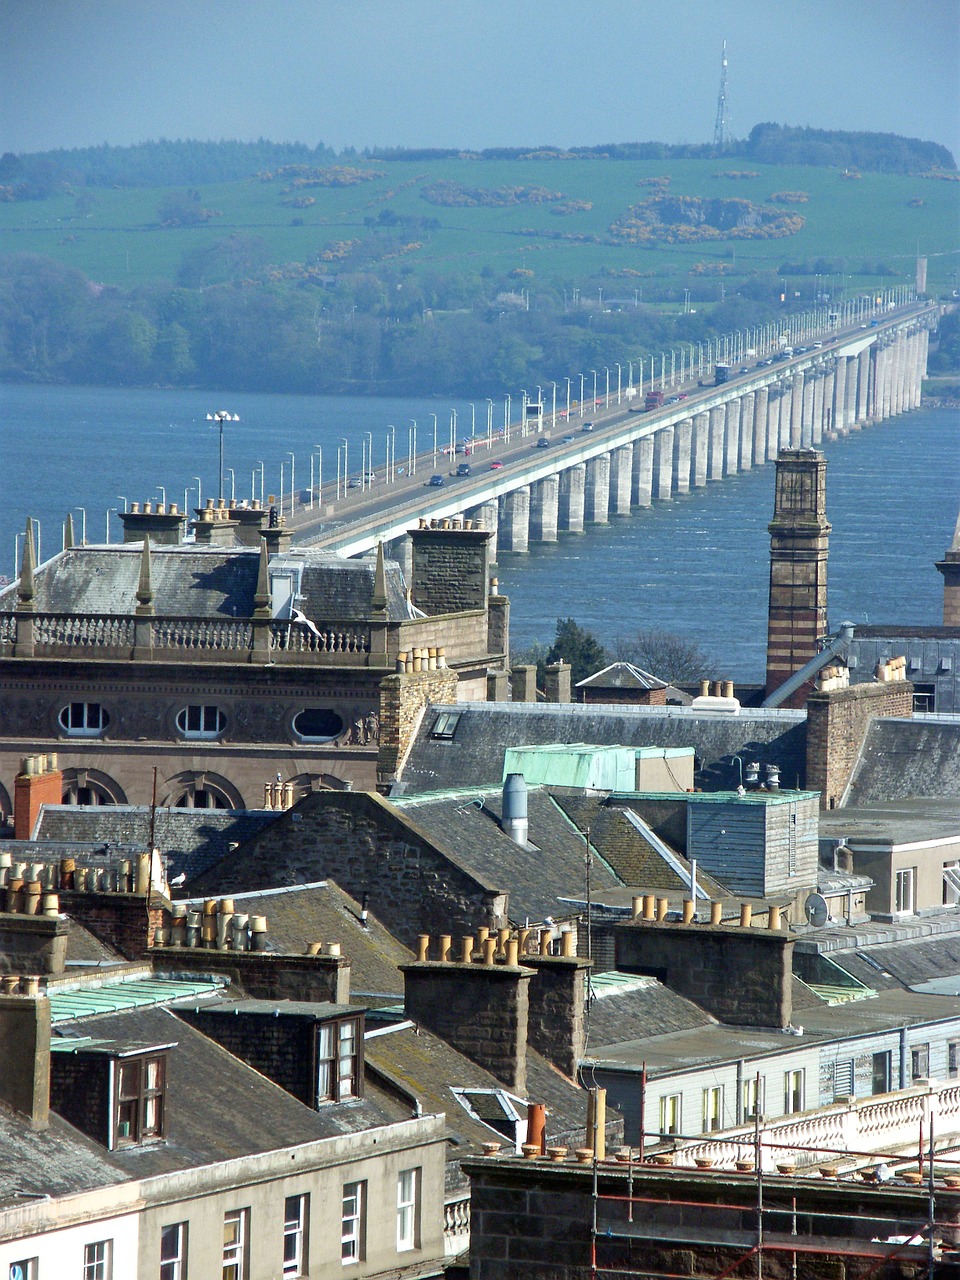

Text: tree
xmin=546 ymin=618 xmax=607 ymax=687
xmin=612 ymin=628 xmax=714 ymax=685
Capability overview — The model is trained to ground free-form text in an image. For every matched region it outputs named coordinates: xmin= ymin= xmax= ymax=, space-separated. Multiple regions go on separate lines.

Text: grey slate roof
xmin=0 ymin=1101 xmax=127 ymax=1206
xmin=0 ymin=543 xmax=411 ymax=621
xmin=844 ymin=717 xmax=960 ymax=804
xmin=398 ymin=703 xmax=807 ymax=795
xmin=831 ymin=935 xmax=960 ymax=991
xmin=576 ymin=662 xmax=668 ymax=691
xmin=586 ymin=978 xmax=716 ymax=1051
xmin=33 ymin=806 xmax=281 ymax=882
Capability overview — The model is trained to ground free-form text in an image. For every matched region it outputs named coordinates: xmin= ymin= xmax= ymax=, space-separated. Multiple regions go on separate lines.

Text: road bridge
xmin=294 ymin=296 xmax=936 ymax=566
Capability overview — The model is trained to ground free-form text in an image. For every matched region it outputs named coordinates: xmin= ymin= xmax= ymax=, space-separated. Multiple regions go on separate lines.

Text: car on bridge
xmin=562 ymin=434 xmax=575 ymax=443
xmin=581 ymin=422 xmax=594 ymax=432
xmin=535 ymin=437 xmax=551 ymax=448
xmin=427 ymin=474 xmax=445 ymax=487
xmin=489 ymin=460 xmax=504 ymax=470
xmin=455 ymin=463 xmax=472 ymax=477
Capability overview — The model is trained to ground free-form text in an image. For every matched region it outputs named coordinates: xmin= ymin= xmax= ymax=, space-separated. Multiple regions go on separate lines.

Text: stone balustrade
xmin=443 ymin=1194 xmax=471 ymax=1256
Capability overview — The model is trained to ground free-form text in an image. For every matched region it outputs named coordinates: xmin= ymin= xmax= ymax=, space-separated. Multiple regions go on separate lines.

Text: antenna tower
xmin=713 ymin=41 xmax=729 ymax=150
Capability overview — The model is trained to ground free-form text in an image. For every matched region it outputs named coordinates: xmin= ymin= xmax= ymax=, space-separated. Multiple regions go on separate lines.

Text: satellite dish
xmin=804 ymin=893 xmax=829 ymax=927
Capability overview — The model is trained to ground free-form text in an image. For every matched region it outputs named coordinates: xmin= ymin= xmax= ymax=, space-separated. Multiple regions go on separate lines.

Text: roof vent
xmin=501 ymin=773 xmax=528 ymax=847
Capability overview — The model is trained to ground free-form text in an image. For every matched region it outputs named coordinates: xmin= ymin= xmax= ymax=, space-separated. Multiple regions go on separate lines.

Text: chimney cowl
xmin=502 ymin=773 xmax=528 ymax=847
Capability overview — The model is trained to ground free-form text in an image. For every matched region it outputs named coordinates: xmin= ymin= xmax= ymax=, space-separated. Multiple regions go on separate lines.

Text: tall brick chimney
xmin=14 ymin=754 xmax=63 ymax=840
xmin=765 ymin=449 xmax=831 ymax=706
xmin=936 ymin=512 xmax=960 ymax=627
xmin=409 ymin=521 xmax=492 ymax=615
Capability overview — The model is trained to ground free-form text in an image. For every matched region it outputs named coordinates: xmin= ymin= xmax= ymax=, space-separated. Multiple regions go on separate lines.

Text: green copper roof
xmin=49 ymin=976 xmax=226 ymax=1024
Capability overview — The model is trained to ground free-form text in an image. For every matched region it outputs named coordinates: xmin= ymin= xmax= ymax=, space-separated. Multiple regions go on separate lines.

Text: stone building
xmin=0 ymin=503 xmax=507 ymax=820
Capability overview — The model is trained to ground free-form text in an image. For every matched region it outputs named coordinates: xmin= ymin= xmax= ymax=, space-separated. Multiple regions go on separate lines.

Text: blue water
xmin=2 ymin=383 xmax=957 ymax=681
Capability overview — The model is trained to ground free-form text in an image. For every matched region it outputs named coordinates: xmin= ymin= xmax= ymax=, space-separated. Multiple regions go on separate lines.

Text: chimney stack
xmin=0 ymin=987 xmax=50 ymax=1127
xmin=936 ymin=512 xmax=960 ymax=627
xmin=14 ymin=755 xmax=63 ymax=841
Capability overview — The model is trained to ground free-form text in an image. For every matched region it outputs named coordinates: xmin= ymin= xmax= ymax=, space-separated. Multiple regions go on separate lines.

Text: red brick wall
xmin=806 ymin=680 xmax=913 ymax=809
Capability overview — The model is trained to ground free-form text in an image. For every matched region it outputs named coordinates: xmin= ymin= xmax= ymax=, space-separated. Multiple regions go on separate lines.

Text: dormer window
xmin=59 ymin=702 xmax=108 ymax=737
xmin=316 ymin=1015 xmax=362 ymax=1104
xmin=113 ymin=1052 xmax=166 ymax=1146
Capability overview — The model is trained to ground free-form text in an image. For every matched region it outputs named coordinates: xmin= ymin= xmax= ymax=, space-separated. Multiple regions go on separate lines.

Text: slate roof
xmin=831 ymin=935 xmax=960 ymax=992
xmin=392 ymin=788 xmax=625 ymax=923
xmin=398 ymin=703 xmax=807 ymax=795
xmin=32 ymin=806 xmax=280 ymax=882
xmin=52 ymin=1004 xmax=393 ymax=1176
xmin=585 ymin=977 xmax=715 ymax=1051
xmin=179 ymin=880 xmax=414 ymax=999
xmin=0 ymin=1101 xmax=127 ymax=1206
xmin=844 ymin=717 xmax=960 ymax=804
xmin=0 ymin=543 xmax=412 ymax=622
xmin=576 ymin=662 xmax=668 ymax=691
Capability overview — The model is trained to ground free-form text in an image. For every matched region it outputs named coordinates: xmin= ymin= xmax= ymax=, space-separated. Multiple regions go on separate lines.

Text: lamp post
xmin=387 ymin=424 xmax=395 ymax=482
xmin=409 ymin=420 xmax=417 ymax=476
xmin=226 ymin=468 xmax=235 ymax=502
xmin=470 ymin=403 xmax=476 ymax=445
xmin=485 ymin=399 xmax=494 ymax=448
xmin=279 ymin=462 xmax=285 ymax=515
xmin=579 ymin=373 xmax=585 ymax=417
xmin=193 ymin=476 xmax=202 ymax=511
xmin=155 ymin=486 xmax=166 ymax=508
xmin=590 ymin=370 xmax=597 ymax=411
xmin=549 ymin=382 xmax=557 ymax=431
xmin=364 ymin=432 xmax=372 ymax=490
xmin=183 ymin=485 xmax=194 ymax=516
xmin=105 ymin=507 xmax=118 ymax=542
xmin=448 ymin=410 xmax=456 ymax=461
xmin=627 ymin=361 xmax=633 ymax=391
xmin=118 ymin=495 xmax=128 ymax=513
xmin=206 ymin=410 xmax=240 ymax=503
xmin=74 ymin=507 xmax=86 ymax=546
xmin=504 ymin=395 xmax=511 ymax=443
xmin=340 ymin=438 xmax=348 ymax=499
xmin=287 ymin=451 xmax=295 ymax=515
xmin=430 ymin=414 xmax=438 ymax=468
xmin=520 ymin=390 xmax=527 ymax=439
xmin=615 ymin=363 xmax=622 ymax=405
xmin=255 ymin=463 xmax=264 ymax=506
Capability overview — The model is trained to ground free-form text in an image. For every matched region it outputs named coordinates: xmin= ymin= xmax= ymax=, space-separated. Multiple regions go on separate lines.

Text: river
xmin=2 ymin=383 xmax=957 ymax=682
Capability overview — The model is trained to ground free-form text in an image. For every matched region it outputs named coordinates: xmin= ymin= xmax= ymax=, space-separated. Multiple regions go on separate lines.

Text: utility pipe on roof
xmin=761 ymin=621 xmax=856 ymax=708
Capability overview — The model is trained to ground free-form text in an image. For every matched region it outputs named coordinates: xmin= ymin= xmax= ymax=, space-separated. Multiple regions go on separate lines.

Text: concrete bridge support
xmin=822 ymin=368 xmax=837 ymax=439
xmin=777 ymin=386 xmax=792 ymax=452
xmin=912 ymin=329 xmax=925 ymax=409
xmin=856 ymin=349 xmax=871 ymax=424
xmin=895 ymin=336 xmax=909 ymax=415
xmin=724 ymin=399 xmax=741 ymax=475
xmin=584 ymin=453 xmax=610 ymax=524
xmin=810 ymin=374 xmax=824 ymax=445
xmin=466 ymin=500 xmax=499 ymax=562
xmin=738 ymin=393 xmax=754 ymax=471
xmin=753 ymin=388 xmax=769 ymax=465
xmin=653 ymin=427 xmax=675 ymax=500
xmin=692 ymin=414 xmax=709 ymax=487
xmin=609 ymin=444 xmax=633 ymax=515
xmin=844 ymin=356 xmax=860 ymax=431
xmin=632 ymin=438 xmax=654 ymax=507
xmin=674 ymin=418 xmax=693 ymax=493
xmin=708 ymin=407 xmax=725 ymax=481
xmin=765 ymin=390 xmax=780 ymax=459
xmin=558 ymin=463 xmax=585 ymax=533
xmin=530 ymin=474 xmax=559 ymax=543
xmin=499 ymin=486 xmax=530 ymax=553
xmin=801 ymin=374 xmax=817 ymax=447
xmin=790 ymin=372 xmax=805 ymax=447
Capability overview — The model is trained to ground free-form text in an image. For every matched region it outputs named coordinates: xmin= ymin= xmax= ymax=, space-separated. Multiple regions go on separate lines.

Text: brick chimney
xmin=0 ymin=987 xmax=50 ymax=1127
xmin=14 ymin=754 xmax=63 ymax=840
xmin=409 ymin=521 xmax=492 ymax=615
xmin=765 ymin=449 xmax=831 ymax=706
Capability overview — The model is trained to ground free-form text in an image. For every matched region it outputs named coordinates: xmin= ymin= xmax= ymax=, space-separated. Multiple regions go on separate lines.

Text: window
xmin=341 ymin=1181 xmax=366 ymax=1265
xmin=283 ymin=1194 xmax=308 ymax=1278
xmin=222 ymin=1209 xmax=249 ymax=1280
xmin=430 ymin=711 xmax=461 ymax=740
xmin=396 ymin=1168 xmax=420 ymax=1252
xmin=702 ymin=1086 xmax=723 ymax=1133
xmin=911 ymin=1044 xmax=929 ymax=1081
xmin=895 ymin=867 xmax=916 ymax=914
xmin=113 ymin=1053 xmax=165 ymax=1146
xmin=783 ymin=1069 xmax=804 ymax=1115
xmin=943 ymin=861 xmax=960 ymax=907
xmin=659 ymin=1093 xmax=681 ymax=1136
xmin=949 ymin=1042 xmax=959 ymax=1080
xmin=872 ymin=1051 xmax=891 ymax=1095
xmin=83 ymin=1241 xmax=112 ymax=1280
xmin=8 ymin=1262 xmax=37 ymax=1280
xmin=292 ymin=708 xmax=344 ymax=743
xmin=176 ymin=705 xmax=225 ymax=739
xmin=317 ymin=1016 xmax=362 ymax=1104
xmin=160 ymin=1223 xmax=188 ymax=1280
xmin=742 ymin=1076 xmax=764 ymax=1121
xmin=833 ymin=1058 xmax=855 ymax=1100
xmin=59 ymin=702 xmax=108 ymax=736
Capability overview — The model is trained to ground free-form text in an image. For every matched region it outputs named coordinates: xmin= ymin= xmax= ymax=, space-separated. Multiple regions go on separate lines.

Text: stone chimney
xmin=118 ymin=502 xmax=186 ymax=546
xmin=377 ymin=665 xmax=458 ymax=789
xmin=409 ymin=522 xmax=492 ymax=615
xmin=936 ymin=512 xmax=960 ymax=627
xmin=510 ymin=665 xmax=538 ymax=703
xmin=0 ymin=987 xmax=50 ymax=1127
xmin=229 ymin=500 xmax=270 ymax=548
xmin=543 ymin=661 xmax=571 ymax=703
xmin=192 ymin=498 xmax=241 ymax=547
xmin=14 ymin=754 xmax=63 ymax=841
xmin=765 ymin=449 xmax=831 ymax=705
xmin=259 ymin=506 xmax=293 ymax=556
xmin=524 ymin=952 xmax=591 ymax=1078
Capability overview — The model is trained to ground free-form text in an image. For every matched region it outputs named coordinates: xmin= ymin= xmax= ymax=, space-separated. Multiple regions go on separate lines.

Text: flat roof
xmin=820 ymin=799 xmax=960 ymax=847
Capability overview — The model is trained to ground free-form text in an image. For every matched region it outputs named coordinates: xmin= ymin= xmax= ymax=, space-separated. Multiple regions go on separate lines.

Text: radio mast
xmin=713 ymin=41 xmax=729 ymax=150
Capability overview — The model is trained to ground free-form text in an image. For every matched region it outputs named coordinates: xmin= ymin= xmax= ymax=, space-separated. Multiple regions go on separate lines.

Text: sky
xmin=2 ymin=0 xmax=959 ymax=161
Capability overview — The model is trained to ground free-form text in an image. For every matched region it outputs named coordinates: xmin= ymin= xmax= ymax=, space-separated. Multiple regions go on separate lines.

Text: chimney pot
xmin=460 ymin=936 xmax=473 ymax=964
xmin=506 ymin=938 xmax=520 ymax=966
xmin=656 ymin=897 xmax=669 ymax=921
xmin=482 ymin=938 xmax=496 ymax=965
xmin=417 ymin=934 xmax=430 ymax=962
xmin=439 ymin=934 xmax=451 ymax=962
xmin=739 ymin=903 xmax=753 ymax=928
xmin=682 ymin=899 xmax=696 ymax=924
xmin=710 ymin=901 xmax=723 ymax=925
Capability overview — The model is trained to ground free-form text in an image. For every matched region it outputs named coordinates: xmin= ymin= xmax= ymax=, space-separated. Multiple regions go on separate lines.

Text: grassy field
xmin=2 ymin=155 xmax=957 ymax=298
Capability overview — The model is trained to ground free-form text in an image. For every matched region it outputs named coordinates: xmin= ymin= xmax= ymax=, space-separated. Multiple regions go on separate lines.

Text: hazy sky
xmin=3 ymin=0 xmax=959 ymax=160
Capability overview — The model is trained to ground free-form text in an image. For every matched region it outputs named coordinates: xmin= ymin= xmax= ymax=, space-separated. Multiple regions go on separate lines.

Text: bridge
xmin=292 ymin=291 xmax=936 ymax=566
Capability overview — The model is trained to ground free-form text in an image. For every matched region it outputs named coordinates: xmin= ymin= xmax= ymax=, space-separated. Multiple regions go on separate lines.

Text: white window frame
xmin=895 ymin=866 xmax=916 ymax=914
xmin=783 ymin=1069 xmax=804 ymax=1115
xmin=283 ymin=1193 xmax=308 ymax=1278
xmin=396 ymin=1167 xmax=420 ymax=1252
xmin=943 ymin=861 xmax=960 ymax=907
xmin=222 ymin=1208 xmax=249 ymax=1280
xmin=659 ymin=1093 xmax=682 ymax=1136
xmin=8 ymin=1261 xmax=38 ymax=1280
xmin=59 ymin=701 xmax=107 ymax=737
xmin=176 ymin=704 xmax=225 ymax=739
xmin=341 ymin=1181 xmax=366 ymax=1265
xmin=742 ymin=1076 xmax=764 ymax=1121
xmin=317 ymin=1017 xmax=361 ymax=1104
xmin=83 ymin=1240 xmax=112 ymax=1280
xmin=702 ymin=1085 xmax=723 ymax=1133
xmin=160 ymin=1222 xmax=187 ymax=1280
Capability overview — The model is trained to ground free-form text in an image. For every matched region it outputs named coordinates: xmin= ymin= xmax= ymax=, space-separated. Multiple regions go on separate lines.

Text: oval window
xmin=58 ymin=702 xmax=109 ymax=736
xmin=176 ymin=706 xmax=226 ymax=739
xmin=292 ymin=709 xmax=344 ymax=742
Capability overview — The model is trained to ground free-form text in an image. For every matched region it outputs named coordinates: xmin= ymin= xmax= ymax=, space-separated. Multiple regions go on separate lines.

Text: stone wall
xmin=150 ymin=947 xmax=349 ymax=1004
xmin=524 ymin=955 xmax=589 ymax=1078
xmin=614 ymin=919 xmax=793 ymax=1029
xmin=806 ymin=679 xmax=914 ymax=809
xmin=49 ymin=1050 xmax=111 ymax=1145
xmin=378 ymin=666 xmax=459 ymax=785
xmin=0 ymin=913 xmax=69 ymax=975
xmin=409 ymin=526 xmax=491 ymax=615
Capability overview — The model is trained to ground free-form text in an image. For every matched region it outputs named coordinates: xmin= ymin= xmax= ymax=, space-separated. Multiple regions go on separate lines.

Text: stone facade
xmin=377 ymin=666 xmax=459 ymax=785
xmin=409 ymin=525 xmax=491 ymax=616
xmin=524 ymin=954 xmax=589 ymax=1078
xmin=806 ymin=679 xmax=914 ymax=809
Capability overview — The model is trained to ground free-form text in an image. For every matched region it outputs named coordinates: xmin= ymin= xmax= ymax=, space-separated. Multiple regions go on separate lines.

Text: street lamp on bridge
xmin=206 ymin=410 xmax=240 ymax=503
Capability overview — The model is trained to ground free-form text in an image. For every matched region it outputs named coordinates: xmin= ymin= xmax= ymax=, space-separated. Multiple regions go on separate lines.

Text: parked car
xmin=427 ymin=474 xmax=445 ymax=487
xmin=455 ymin=463 xmax=472 ymax=477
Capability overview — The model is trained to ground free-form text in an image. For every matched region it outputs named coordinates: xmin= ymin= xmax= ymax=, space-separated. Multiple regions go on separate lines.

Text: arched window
xmin=59 ymin=702 xmax=109 ymax=737
xmin=292 ymin=708 xmax=344 ymax=743
xmin=176 ymin=705 xmax=226 ymax=739
xmin=60 ymin=769 xmax=126 ymax=807
xmin=163 ymin=772 xmax=242 ymax=811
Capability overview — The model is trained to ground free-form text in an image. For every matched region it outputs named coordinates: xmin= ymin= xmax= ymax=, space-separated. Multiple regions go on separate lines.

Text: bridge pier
xmin=821 ymin=368 xmax=836 ymax=439
xmin=466 ymin=500 xmax=499 ymax=562
xmin=499 ymin=486 xmax=530 ymax=553
xmin=844 ymin=356 xmax=860 ymax=431
xmin=530 ymin=474 xmax=559 ymax=543
xmin=724 ymin=399 xmax=741 ymax=475
xmin=708 ymin=407 xmax=725 ymax=480
xmin=691 ymin=413 xmax=709 ymax=487
xmin=810 ymin=373 xmax=824 ymax=445
xmin=609 ymin=444 xmax=633 ymax=515
xmin=802 ymin=373 xmax=817 ymax=447
xmin=388 ymin=534 xmax=413 ymax=582
xmin=912 ymin=328 xmax=925 ymax=409
xmin=738 ymin=393 xmax=754 ymax=471
xmin=584 ymin=453 xmax=610 ymax=524
xmin=653 ymin=427 xmax=675 ymax=499
xmin=856 ymin=348 xmax=871 ymax=424
xmin=674 ymin=418 xmax=693 ymax=493
xmin=632 ymin=437 xmax=654 ymax=507
xmin=753 ymin=387 xmax=769 ymax=464
xmin=895 ymin=335 xmax=908 ymax=415
xmin=558 ymin=463 xmax=585 ymax=533
xmin=790 ymin=371 xmax=805 ymax=447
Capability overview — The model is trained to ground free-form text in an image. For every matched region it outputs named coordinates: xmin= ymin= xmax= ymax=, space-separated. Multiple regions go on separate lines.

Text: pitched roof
xmin=398 ymin=702 xmax=807 ymax=795
xmin=844 ymin=717 xmax=960 ymax=804
xmin=585 ymin=975 xmax=716 ymax=1050
xmin=0 ymin=1101 xmax=127 ymax=1205
xmin=577 ymin=662 xmax=668 ymax=691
